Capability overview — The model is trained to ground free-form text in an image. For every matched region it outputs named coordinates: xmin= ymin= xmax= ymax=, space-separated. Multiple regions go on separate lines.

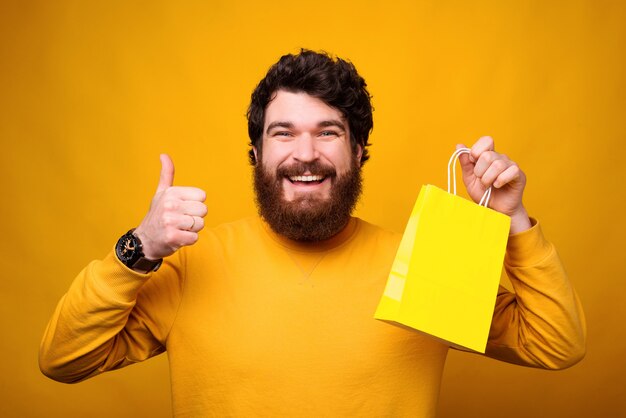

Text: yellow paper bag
xmin=374 ymin=148 xmax=511 ymax=353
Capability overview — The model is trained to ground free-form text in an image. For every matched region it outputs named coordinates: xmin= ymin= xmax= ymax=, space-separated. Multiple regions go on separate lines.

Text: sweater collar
xmin=257 ymin=216 xmax=359 ymax=253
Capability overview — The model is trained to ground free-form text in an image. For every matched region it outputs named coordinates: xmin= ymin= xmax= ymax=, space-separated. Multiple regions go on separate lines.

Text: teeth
xmin=290 ymin=175 xmax=324 ymax=182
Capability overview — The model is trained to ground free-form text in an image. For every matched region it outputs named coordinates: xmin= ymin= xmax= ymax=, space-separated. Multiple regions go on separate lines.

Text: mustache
xmin=276 ymin=161 xmax=337 ymax=178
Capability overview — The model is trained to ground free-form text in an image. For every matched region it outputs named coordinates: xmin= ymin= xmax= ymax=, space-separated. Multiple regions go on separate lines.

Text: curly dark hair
xmin=247 ymin=49 xmax=373 ymax=166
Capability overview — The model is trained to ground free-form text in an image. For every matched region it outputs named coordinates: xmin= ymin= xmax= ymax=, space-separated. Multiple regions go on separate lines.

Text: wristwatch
xmin=115 ymin=229 xmax=162 ymax=273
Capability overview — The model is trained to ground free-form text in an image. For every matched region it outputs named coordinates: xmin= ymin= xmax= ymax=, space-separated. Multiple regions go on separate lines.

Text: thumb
xmin=456 ymin=143 xmax=474 ymax=176
xmin=156 ymin=153 xmax=175 ymax=193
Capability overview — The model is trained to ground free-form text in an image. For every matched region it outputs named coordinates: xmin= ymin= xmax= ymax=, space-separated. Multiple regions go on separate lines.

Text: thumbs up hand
xmin=134 ymin=154 xmax=208 ymax=260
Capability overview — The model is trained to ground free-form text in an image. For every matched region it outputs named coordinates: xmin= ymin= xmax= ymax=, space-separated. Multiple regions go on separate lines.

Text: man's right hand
xmin=134 ymin=154 xmax=208 ymax=260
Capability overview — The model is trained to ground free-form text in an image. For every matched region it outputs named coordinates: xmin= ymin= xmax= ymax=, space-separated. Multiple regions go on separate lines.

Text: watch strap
xmin=130 ymin=255 xmax=163 ymax=274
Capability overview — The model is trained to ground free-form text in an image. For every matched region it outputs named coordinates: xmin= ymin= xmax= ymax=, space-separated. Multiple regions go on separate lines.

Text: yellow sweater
xmin=40 ymin=216 xmax=585 ymax=417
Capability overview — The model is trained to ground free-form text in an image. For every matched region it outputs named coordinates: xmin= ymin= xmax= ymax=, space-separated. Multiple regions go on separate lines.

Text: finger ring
xmin=188 ymin=215 xmax=196 ymax=231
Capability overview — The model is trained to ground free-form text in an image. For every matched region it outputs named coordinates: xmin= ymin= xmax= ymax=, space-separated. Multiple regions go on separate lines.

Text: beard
xmin=253 ymin=159 xmax=362 ymax=242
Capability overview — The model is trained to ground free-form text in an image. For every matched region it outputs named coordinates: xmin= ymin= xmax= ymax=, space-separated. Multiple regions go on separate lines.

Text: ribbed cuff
xmin=89 ymin=250 xmax=152 ymax=302
xmin=504 ymin=218 xmax=554 ymax=267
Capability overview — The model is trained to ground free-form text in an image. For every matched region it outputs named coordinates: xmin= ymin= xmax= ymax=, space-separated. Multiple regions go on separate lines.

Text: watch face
xmin=116 ymin=233 xmax=139 ymax=264
xmin=115 ymin=230 xmax=160 ymax=273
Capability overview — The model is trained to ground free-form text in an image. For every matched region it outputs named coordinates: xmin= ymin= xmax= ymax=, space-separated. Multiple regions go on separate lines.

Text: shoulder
xmin=352 ymin=217 xmax=402 ymax=252
xmin=180 ymin=216 xmax=263 ymax=270
xmin=189 ymin=216 xmax=269 ymax=254
xmin=206 ymin=216 xmax=260 ymax=239
xmin=354 ymin=217 xmax=401 ymax=239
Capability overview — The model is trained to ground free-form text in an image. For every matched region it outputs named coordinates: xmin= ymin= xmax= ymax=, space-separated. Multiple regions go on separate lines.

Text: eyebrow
xmin=318 ymin=119 xmax=346 ymax=130
xmin=265 ymin=119 xmax=346 ymax=135
xmin=265 ymin=121 xmax=294 ymax=134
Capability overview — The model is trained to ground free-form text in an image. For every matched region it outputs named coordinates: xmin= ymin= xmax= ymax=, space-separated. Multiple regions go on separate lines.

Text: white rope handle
xmin=447 ymin=148 xmax=492 ymax=208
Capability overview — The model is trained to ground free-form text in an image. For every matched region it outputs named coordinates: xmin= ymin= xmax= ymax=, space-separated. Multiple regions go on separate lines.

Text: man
xmin=40 ymin=50 xmax=586 ymax=417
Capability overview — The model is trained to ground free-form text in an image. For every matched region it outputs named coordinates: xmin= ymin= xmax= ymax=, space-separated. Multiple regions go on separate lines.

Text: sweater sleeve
xmin=39 ymin=249 xmax=184 ymax=383
xmin=483 ymin=219 xmax=586 ymax=369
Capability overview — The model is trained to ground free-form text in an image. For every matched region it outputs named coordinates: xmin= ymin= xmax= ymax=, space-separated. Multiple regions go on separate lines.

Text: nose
xmin=292 ymin=134 xmax=319 ymax=162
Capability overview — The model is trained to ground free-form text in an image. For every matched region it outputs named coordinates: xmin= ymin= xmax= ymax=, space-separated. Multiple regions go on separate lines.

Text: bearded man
xmin=40 ymin=50 xmax=585 ymax=417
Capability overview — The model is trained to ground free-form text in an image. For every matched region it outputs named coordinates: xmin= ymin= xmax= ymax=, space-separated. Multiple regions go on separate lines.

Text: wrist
xmin=509 ymin=207 xmax=532 ymax=235
xmin=115 ymin=229 xmax=163 ymax=273
xmin=133 ymin=227 xmax=160 ymax=261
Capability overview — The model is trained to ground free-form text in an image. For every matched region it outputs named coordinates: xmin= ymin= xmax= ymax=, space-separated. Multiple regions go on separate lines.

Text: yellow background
xmin=1 ymin=1 xmax=624 ymax=416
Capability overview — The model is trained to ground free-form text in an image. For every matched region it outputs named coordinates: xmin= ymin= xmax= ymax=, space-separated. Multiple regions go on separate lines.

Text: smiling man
xmin=40 ymin=50 xmax=585 ymax=417
xmin=253 ymin=90 xmax=363 ymax=241
xmin=249 ymin=52 xmax=371 ymax=243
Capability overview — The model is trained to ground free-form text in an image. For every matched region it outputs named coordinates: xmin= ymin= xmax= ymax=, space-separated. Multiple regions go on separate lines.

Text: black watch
xmin=115 ymin=229 xmax=163 ymax=273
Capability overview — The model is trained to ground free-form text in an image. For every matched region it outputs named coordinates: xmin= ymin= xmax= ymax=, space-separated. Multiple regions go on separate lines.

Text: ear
xmin=252 ymin=146 xmax=259 ymax=164
xmin=355 ymin=144 xmax=363 ymax=163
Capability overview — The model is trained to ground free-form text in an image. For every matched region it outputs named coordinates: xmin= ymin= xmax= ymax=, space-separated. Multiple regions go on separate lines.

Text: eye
xmin=319 ymin=130 xmax=339 ymax=137
xmin=273 ymin=131 xmax=292 ymax=138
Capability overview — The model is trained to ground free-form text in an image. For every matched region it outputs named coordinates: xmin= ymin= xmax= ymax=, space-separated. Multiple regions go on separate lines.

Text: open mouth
xmin=288 ymin=175 xmax=326 ymax=185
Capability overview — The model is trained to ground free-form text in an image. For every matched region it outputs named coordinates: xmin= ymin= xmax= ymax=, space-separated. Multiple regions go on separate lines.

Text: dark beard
xmin=253 ymin=159 xmax=362 ymax=242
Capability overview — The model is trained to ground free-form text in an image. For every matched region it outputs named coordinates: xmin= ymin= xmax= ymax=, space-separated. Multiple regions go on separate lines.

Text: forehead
xmin=264 ymin=90 xmax=345 ymax=128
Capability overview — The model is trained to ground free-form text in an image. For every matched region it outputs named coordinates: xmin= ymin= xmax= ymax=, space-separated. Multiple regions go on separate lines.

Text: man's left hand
xmin=458 ymin=136 xmax=532 ymax=234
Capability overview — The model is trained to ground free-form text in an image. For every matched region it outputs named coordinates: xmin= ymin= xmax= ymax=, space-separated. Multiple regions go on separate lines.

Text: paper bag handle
xmin=447 ymin=148 xmax=492 ymax=207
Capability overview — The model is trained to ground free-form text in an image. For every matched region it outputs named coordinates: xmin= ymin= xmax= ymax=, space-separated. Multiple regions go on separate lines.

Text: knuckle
xmin=163 ymin=199 xmax=178 ymax=211
xmin=162 ymin=214 xmax=176 ymax=227
xmin=164 ymin=230 xmax=178 ymax=244
xmin=476 ymin=136 xmax=493 ymax=150
xmin=493 ymin=159 xmax=507 ymax=171
xmin=484 ymin=151 xmax=498 ymax=163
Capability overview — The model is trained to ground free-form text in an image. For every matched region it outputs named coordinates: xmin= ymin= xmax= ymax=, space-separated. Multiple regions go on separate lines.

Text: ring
xmin=188 ymin=215 xmax=196 ymax=231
